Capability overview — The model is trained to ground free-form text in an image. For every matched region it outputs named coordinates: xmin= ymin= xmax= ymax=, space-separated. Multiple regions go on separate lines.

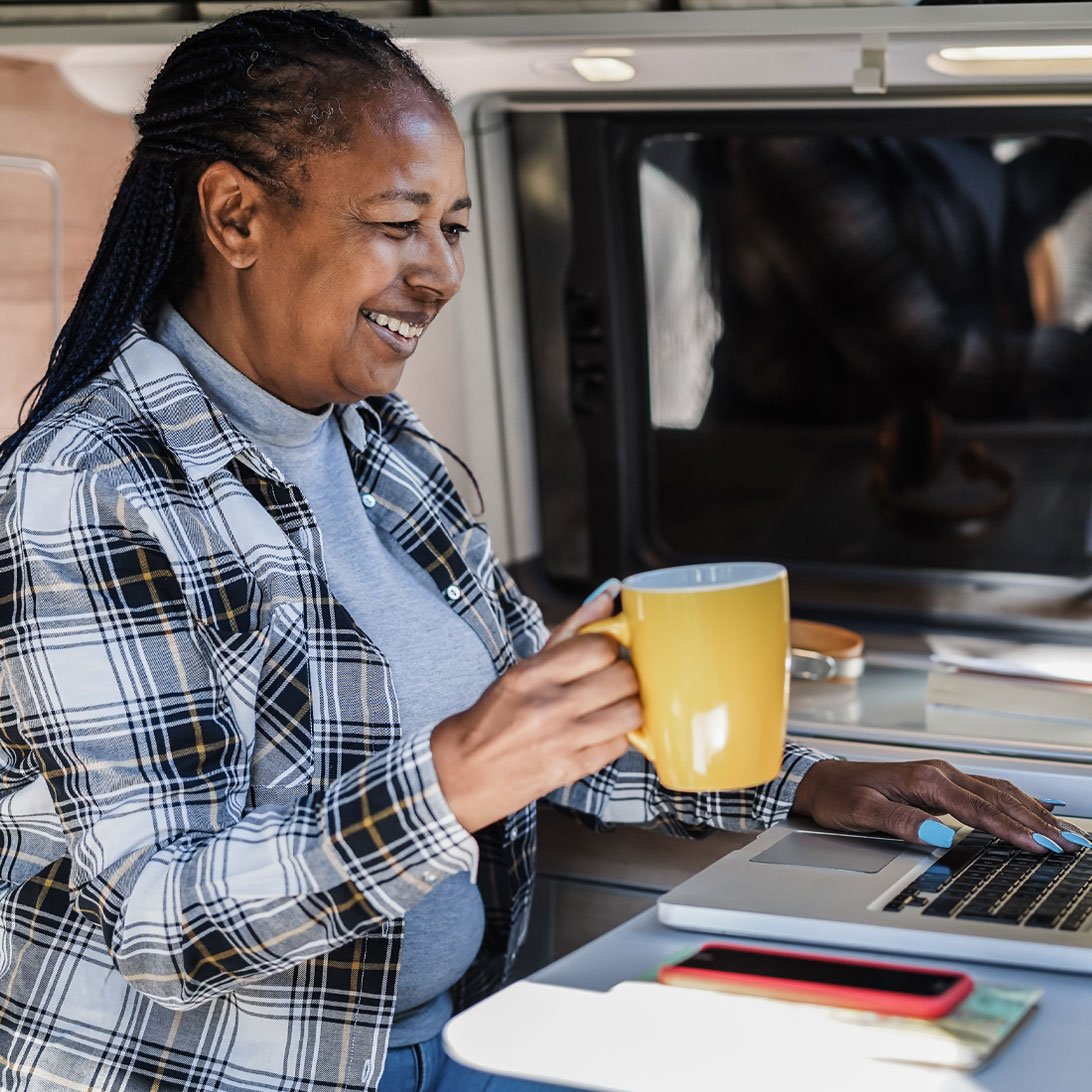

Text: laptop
xmin=657 ymin=816 xmax=1092 ymax=973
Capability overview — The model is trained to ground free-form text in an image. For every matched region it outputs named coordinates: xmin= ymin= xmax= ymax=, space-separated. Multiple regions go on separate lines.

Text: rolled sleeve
xmin=550 ymin=740 xmax=831 ymax=834
xmin=323 ymin=729 xmax=479 ymax=907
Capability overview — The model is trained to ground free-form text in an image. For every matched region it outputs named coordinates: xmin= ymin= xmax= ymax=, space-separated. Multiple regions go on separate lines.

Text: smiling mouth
xmin=362 ymin=309 xmax=426 ymax=341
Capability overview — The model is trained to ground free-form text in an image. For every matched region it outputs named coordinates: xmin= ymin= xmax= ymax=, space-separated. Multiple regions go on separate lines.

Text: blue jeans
xmin=377 ymin=1031 xmax=566 ymax=1091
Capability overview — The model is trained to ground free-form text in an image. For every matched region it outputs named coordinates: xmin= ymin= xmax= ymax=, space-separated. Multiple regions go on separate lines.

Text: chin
xmin=344 ymin=364 xmax=406 ymax=403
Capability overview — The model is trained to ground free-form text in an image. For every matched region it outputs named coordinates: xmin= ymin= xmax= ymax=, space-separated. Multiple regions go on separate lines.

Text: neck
xmin=175 ymin=280 xmax=324 ymax=412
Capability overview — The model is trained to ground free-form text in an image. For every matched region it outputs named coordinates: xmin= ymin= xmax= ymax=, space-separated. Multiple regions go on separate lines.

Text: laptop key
xmin=1024 ymin=913 xmax=1061 ymax=928
xmin=914 ymin=865 xmax=953 ymax=893
xmin=960 ymin=896 xmax=1001 ymax=917
xmin=922 ymin=894 xmax=963 ymax=917
xmin=932 ymin=839 xmax=992 ymax=877
xmin=956 ymin=909 xmax=1002 ymax=922
xmin=1060 ymin=896 xmax=1092 ymax=931
xmin=992 ymin=899 xmax=1038 ymax=923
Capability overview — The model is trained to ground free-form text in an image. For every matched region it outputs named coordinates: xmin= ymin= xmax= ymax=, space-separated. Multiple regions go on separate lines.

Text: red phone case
xmin=657 ymin=942 xmax=974 ymax=1019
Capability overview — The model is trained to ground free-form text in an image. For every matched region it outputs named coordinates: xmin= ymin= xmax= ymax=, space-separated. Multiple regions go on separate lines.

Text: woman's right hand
xmin=430 ymin=592 xmax=640 ymax=833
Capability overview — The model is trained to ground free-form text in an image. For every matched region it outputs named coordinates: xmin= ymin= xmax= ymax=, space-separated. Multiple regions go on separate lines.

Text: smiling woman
xmin=177 ymin=98 xmax=470 ymax=408
xmin=0 ymin=14 xmax=548 ymax=1092
xmin=0 ymin=9 xmax=1085 ymax=1092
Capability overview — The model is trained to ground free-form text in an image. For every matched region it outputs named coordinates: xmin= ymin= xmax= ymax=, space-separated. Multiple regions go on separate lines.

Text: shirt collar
xmin=107 ymin=322 xmax=417 ymax=483
xmin=109 ymin=325 xmax=273 ymax=483
xmin=155 ymin=304 xmax=334 ymax=452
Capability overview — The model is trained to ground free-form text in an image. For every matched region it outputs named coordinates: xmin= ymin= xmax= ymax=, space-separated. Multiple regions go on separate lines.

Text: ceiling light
xmin=929 ymin=44 xmax=1092 ymax=76
xmin=580 ymin=47 xmax=635 ymax=58
xmin=571 ymin=56 xmax=636 ymax=83
xmin=939 ymin=45 xmax=1092 ymax=62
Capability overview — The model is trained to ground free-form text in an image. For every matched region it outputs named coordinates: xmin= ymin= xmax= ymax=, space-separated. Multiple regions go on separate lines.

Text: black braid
xmin=2 ymin=8 xmax=446 ymax=465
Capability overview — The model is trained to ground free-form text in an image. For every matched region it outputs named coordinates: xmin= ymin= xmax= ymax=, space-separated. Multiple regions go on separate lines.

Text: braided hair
xmin=1 ymin=8 xmax=447 ymax=464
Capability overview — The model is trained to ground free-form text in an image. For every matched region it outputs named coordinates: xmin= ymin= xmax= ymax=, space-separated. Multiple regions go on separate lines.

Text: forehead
xmin=309 ymin=94 xmax=467 ymax=206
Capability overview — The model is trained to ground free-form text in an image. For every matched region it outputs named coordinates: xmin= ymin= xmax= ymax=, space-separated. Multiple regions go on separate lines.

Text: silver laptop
xmin=658 ymin=817 xmax=1092 ymax=973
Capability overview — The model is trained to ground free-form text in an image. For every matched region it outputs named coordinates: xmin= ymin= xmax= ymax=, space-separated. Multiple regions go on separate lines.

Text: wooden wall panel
xmin=0 ymin=57 xmax=133 ymax=438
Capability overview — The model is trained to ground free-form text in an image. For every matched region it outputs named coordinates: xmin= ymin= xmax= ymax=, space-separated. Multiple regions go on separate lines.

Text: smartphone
xmin=657 ymin=942 xmax=974 ymax=1019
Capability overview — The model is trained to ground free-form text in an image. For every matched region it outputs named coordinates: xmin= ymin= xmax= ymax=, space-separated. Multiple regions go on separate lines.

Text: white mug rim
xmin=622 ymin=561 xmax=787 ymax=593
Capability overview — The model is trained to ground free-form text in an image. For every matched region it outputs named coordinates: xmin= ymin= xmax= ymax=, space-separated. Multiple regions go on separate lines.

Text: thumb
xmin=546 ymin=578 xmax=621 ymax=648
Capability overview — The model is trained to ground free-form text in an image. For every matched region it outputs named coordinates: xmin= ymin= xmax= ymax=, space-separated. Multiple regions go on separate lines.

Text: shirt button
xmin=422 ymin=868 xmax=439 ymax=883
xmin=361 ymin=493 xmax=376 ymax=509
xmin=445 ymin=584 xmax=461 ymax=601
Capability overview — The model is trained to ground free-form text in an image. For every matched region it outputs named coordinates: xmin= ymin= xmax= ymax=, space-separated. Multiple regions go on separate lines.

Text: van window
xmin=513 ymin=107 xmax=1092 ymax=628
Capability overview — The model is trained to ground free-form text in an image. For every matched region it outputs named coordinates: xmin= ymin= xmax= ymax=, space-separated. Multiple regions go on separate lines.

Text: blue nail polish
xmin=917 ymin=819 xmax=955 ymax=849
xmin=1061 ymin=830 xmax=1092 ymax=849
xmin=582 ymin=577 xmax=621 ymax=606
xmin=1039 ymin=798 xmax=1067 ymax=807
xmin=1033 ymin=832 xmax=1064 ymax=853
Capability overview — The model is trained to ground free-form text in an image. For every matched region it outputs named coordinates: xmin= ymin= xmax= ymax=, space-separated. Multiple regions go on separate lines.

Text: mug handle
xmin=578 ymin=614 xmax=655 ymax=766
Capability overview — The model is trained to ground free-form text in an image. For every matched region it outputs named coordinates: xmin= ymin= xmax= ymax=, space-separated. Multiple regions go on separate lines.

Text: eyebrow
xmin=369 ymin=189 xmax=472 ymax=212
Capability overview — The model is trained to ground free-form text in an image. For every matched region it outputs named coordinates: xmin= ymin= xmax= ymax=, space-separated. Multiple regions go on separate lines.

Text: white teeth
xmin=364 ymin=310 xmax=424 ymax=339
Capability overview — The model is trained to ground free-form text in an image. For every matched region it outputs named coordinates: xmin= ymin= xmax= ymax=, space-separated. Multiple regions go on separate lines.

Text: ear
xmin=195 ymin=161 xmax=265 ymax=270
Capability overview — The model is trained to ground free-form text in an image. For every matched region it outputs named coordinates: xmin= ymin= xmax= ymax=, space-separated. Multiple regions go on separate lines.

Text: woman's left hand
xmin=791 ymin=758 xmax=1090 ymax=854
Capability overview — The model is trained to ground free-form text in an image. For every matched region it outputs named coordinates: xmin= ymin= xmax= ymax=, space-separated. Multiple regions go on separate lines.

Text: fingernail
xmin=1060 ymin=830 xmax=1092 ymax=849
xmin=917 ymin=819 xmax=955 ymax=849
xmin=1039 ymin=798 xmax=1067 ymax=807
xmin=1033 ymin=832 xmax=1065 ymax=853
xmin=582 ymin=578 xmax=621 ymax=606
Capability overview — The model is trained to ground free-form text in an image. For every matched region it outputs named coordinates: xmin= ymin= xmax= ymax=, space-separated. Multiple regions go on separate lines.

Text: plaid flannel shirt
xmin=0 ymin=328 xmax=825 ymax=1091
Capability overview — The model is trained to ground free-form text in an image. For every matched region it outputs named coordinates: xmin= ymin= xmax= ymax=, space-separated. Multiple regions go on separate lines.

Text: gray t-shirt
xmin=156 ymin=306 xmax=494 ymax=1047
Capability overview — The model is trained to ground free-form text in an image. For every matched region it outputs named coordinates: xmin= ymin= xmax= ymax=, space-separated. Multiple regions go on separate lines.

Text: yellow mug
xmin=582 ymin=562 xmax=790 ymax=792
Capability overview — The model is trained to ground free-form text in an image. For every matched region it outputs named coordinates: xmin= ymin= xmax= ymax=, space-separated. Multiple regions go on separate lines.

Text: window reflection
xmin=640 ymin=130 xmax=1092 ymax=571
xmin=643 ymin=132 xmax=1092 ymax=428
xmin=640 ymin=153 xmax=718 ymax=430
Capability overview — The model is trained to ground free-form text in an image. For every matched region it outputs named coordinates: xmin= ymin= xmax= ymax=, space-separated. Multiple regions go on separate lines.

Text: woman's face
xmin=201 ymin=92 xmax=470 ymax=409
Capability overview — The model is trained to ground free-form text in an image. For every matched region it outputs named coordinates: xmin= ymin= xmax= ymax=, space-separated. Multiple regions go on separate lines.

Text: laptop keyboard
xmin=884 ymin=830 xmax=1092 ymax=931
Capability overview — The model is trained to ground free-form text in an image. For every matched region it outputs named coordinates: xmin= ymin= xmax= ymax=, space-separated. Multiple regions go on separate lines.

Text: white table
xmin=445 ymin=906 xmax=1088 ymax=1090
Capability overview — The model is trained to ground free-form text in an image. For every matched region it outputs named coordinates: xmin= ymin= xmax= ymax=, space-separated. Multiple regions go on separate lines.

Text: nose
xmin=405 ymin=226 xmax=464 ymax=301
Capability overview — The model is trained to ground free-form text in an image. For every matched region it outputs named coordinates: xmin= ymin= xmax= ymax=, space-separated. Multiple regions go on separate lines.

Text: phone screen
xmin=676 ymin=947 xmax=960 ymax=996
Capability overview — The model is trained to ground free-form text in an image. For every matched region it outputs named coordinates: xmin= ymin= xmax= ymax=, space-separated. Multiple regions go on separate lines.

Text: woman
xmin=0 ymin=11 xmax=1082 ymax=1092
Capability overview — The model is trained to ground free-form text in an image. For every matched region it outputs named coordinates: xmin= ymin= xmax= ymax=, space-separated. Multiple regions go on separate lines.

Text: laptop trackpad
xmin=753 ymin=831 xmax=907 ymax=873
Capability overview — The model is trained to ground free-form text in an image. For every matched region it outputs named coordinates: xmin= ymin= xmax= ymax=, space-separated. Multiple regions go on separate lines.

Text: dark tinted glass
xmin=640 ymin=128 xmax=1092 ymax=577
xmin=512 ymin=108 xmax=1092 ymax=626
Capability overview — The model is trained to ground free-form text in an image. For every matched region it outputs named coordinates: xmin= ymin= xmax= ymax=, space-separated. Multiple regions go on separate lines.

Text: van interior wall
xmin=0 ymin=57 xmax=131 ymax=435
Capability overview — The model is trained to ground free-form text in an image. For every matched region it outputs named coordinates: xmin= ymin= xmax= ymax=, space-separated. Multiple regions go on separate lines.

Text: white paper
xmin=928 ymin=636 xmax=1092 ymax=685
xmin=443 ymin=980 xmax=980 ymax=1092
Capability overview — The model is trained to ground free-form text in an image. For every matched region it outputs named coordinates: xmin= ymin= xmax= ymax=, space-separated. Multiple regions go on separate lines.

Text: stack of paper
xmin=925 ymin=636 xmax=1092 ymax=746
xmin=444 ymin=978 xmax=1039 ymax=1090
